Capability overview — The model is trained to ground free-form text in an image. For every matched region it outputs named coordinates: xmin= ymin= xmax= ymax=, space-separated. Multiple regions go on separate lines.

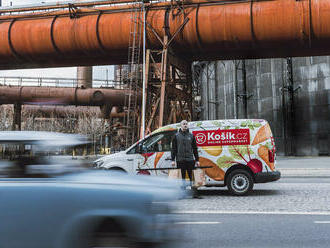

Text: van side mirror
xmin=136 ymin=143 xmax=143 ymax=154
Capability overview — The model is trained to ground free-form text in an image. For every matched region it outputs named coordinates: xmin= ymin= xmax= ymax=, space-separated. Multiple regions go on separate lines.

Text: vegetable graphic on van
xmin=94 ymin=119 xmax=281 ymax=195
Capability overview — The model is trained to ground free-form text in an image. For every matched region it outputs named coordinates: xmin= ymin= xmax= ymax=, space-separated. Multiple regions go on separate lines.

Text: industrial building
xmin=0 ymin=0 xmax=328 ymax=156
xmin=197 ymin=57 xmax=330 ymax=156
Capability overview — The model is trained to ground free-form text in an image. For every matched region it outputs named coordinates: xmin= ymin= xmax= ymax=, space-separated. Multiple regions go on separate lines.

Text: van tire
xmin=226 ymin=169 xmax=253 ymax=196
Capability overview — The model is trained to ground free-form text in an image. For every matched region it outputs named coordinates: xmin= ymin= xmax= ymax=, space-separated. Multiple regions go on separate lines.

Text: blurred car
xmin=0 ymin=131 xmax=180 ymax=248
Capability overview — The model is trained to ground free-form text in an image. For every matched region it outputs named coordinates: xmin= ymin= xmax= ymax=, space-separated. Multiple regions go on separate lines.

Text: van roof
xmin=151 ymin=119 xmax=268 ymax=134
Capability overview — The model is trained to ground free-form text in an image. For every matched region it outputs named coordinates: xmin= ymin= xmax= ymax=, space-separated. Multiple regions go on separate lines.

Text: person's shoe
xmin=192 ymin=187 xmax=202 ymax=199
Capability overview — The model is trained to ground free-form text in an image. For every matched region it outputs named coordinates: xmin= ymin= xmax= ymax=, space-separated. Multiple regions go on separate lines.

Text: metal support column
xmin=159 ymin=35 xmax=169 ymax=127
xmin=12 ymin=103 xmax=22 ymax=131
xmin=186 ymin=64 xmax=193 ymax=121
xmin=282 ymin=57 xmax=296 ymax=155
xmin=242 ymin=60 xmax=248 ymax=118
xmin=141 ymin=49 xmax=150 ymax=138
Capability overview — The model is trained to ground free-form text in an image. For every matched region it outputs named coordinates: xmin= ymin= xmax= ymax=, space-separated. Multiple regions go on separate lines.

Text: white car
xmin=0 ymin=131 xmax=180 ymax=248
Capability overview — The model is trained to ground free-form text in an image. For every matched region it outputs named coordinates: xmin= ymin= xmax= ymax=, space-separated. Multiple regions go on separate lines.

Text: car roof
xmin=0 ymin=131 xmax=89 ymax=147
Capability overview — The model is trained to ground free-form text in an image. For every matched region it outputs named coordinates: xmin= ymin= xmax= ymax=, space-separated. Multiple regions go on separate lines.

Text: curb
xmin=278 ymin=168 xmax=330 ymax=178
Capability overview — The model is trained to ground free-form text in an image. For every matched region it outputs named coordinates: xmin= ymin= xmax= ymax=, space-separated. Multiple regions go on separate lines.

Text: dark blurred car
xmin=0 ymin=131 xmax=180 ymax=248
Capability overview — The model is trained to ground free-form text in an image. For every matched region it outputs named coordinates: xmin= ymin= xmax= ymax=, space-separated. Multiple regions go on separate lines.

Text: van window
xmin=141 ymin=131 xmax=176 ymax=153
xmin=126 ymin=145 xmax=137 ymax=154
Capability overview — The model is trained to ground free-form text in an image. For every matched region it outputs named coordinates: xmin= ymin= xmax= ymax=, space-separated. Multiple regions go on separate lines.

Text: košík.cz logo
xmin=193 ymin=129 xmax=250 ymax=146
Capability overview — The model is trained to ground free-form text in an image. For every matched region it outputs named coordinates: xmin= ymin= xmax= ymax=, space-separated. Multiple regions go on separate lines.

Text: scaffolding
xmin=121 ymin=1 xmax=196 ymax=141
xmin=125 ymin=0 xmax=143 ymax=147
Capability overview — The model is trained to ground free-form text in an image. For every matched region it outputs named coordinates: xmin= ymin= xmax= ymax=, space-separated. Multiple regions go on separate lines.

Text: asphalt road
xmin=170 ymin=178 xmax=330 ymax=248
xmin=173 ymin=213 xmax=330 ymax=248
xmin=175 ymin=178 xmax=330 ymax=213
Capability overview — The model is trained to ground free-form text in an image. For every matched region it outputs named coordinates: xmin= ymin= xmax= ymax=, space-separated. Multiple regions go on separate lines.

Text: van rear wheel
xmin=227 ymin=169 xmax=253 ymax=196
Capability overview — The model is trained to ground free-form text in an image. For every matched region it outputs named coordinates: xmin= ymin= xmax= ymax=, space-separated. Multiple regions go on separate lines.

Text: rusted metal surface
xmin=0 ymin=86 xmax=141 ymax=106
xmin=0 ymin=0 xmax=330 ymax=69
xmin=22 ymin=105 xmax=126 ymax=118
xmin=77 ymin=66 xmax=93 ymax=88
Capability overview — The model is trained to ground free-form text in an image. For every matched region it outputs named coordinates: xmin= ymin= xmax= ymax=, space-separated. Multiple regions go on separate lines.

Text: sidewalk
xmin=276 ymin=156 xmax=330 ymax=178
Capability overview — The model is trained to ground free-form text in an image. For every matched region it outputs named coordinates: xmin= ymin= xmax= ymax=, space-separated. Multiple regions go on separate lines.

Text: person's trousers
xmin=177 ymin=160 xmax=200 ymax=198
xmin=177 ymin=160 xmax=195 ymax=183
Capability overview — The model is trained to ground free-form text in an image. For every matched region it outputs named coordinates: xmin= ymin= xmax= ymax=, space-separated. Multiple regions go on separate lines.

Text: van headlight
xmin=93 ymin=160 xmax=104 ymax=168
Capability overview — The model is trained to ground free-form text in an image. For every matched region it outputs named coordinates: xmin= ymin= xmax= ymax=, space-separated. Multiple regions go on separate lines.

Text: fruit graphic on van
xmin=202 ymin=146 xmax=222 ymax=156
xmin=199 ymin=157 xmax=225 ymax=181
xmin=252 ymin=123 xmax=272 ymax=145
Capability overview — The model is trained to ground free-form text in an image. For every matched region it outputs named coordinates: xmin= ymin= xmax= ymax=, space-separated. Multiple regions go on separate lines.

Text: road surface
xmin=171 ymin=178 xmax=330 ymax=248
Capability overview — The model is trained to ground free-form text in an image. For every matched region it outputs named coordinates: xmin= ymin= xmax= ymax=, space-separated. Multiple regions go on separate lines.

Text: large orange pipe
xmin=0 ymin=0 xmax=330 ymax=69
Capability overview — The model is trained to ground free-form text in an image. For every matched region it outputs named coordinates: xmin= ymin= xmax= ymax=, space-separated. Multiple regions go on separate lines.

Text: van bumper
xmin=254 ymin=171 xmax=281 ymax=183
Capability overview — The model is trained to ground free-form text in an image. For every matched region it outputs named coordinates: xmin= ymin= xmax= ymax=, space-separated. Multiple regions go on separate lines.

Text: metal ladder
xmin=125 ymin=1 xmax=143 ymax=147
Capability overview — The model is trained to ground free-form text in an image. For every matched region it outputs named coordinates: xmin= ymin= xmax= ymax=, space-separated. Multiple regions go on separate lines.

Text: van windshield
xmin=128 ymin=131 xmax=176 ymax=154
xmin=141 ymin=131 xmax=176 ymax=153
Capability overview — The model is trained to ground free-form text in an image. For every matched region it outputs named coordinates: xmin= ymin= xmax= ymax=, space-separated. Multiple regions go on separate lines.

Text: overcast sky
xmin=0 ymin=0 xmax=114 ymax=81
xmin=2 ymin=0 xmax=67 ymax=7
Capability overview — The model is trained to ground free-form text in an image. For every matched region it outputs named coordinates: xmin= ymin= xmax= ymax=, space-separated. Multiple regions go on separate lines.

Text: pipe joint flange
xmin=92 ymin=90 xmax=104 ymax=104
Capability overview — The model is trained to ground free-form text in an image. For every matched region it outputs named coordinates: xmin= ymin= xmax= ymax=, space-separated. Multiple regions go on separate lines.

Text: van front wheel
xmin=227 ymin=169 xmax=253 ymax=196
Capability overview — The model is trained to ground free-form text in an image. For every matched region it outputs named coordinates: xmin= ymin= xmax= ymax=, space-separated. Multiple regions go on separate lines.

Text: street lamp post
xmin=141 ymin=3 xmax=146 ymax=139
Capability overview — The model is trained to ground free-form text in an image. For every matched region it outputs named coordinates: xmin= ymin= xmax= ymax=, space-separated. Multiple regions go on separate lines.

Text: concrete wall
xmin=198 ymin=56 xmax=330 ymax=156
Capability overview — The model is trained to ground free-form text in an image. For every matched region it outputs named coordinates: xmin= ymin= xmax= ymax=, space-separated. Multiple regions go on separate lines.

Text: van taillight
xmin=268 ymin=150 xmax=274 ymax=163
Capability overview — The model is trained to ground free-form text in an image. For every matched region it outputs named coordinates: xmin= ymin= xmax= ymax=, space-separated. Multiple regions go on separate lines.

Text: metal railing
xmin=0 ymin=0 xmax=168 ymax=16
xmin=0 ymin=76 xmax=125 ymax=89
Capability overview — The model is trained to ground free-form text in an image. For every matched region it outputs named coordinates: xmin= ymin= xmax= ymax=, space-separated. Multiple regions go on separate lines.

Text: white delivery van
xmin=94 ymin=119 xmax=280 ymax=195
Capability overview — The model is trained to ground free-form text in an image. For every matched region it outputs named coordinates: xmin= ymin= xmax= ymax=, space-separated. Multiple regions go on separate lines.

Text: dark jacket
xmin=171 ymin=129 xmax=199 ymax=162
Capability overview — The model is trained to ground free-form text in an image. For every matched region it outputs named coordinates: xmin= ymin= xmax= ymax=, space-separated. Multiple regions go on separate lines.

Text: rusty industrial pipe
xmin=0 ymin=0 xmax=330 ymax=69
xmin=0 ymin=86 xmax=141 ymax=106
xmin=21 ymin=105 xmax=126 ymax=118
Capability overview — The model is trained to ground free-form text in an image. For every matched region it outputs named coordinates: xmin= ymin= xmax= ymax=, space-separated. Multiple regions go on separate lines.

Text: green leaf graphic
xmin=248 ymin=124 xmax=255 ymax=130
xmin=253 ymin=123 xmax=262 ymax=128
xmin=217 ymin=155 xmax=235 ymax=168
xmin=240 ymin=121 xmax=247 ymax=127
xmin=212 ymin=121 xmax=222 ymax=127
xmin=229 ymin=147 xmax=244 ymax=160
xmin=264 ymin=142 xmax=272 ymax=150
xmin=228 ymin=146 xmax=254 ymax=160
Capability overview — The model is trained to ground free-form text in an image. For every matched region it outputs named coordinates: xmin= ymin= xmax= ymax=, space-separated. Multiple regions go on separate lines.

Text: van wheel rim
xmin=231 ymin=174 xmax=249 ymax=193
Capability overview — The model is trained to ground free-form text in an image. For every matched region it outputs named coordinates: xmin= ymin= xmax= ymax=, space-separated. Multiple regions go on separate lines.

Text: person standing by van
xmin=171 ymin=120 xmax=201 ymax=198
